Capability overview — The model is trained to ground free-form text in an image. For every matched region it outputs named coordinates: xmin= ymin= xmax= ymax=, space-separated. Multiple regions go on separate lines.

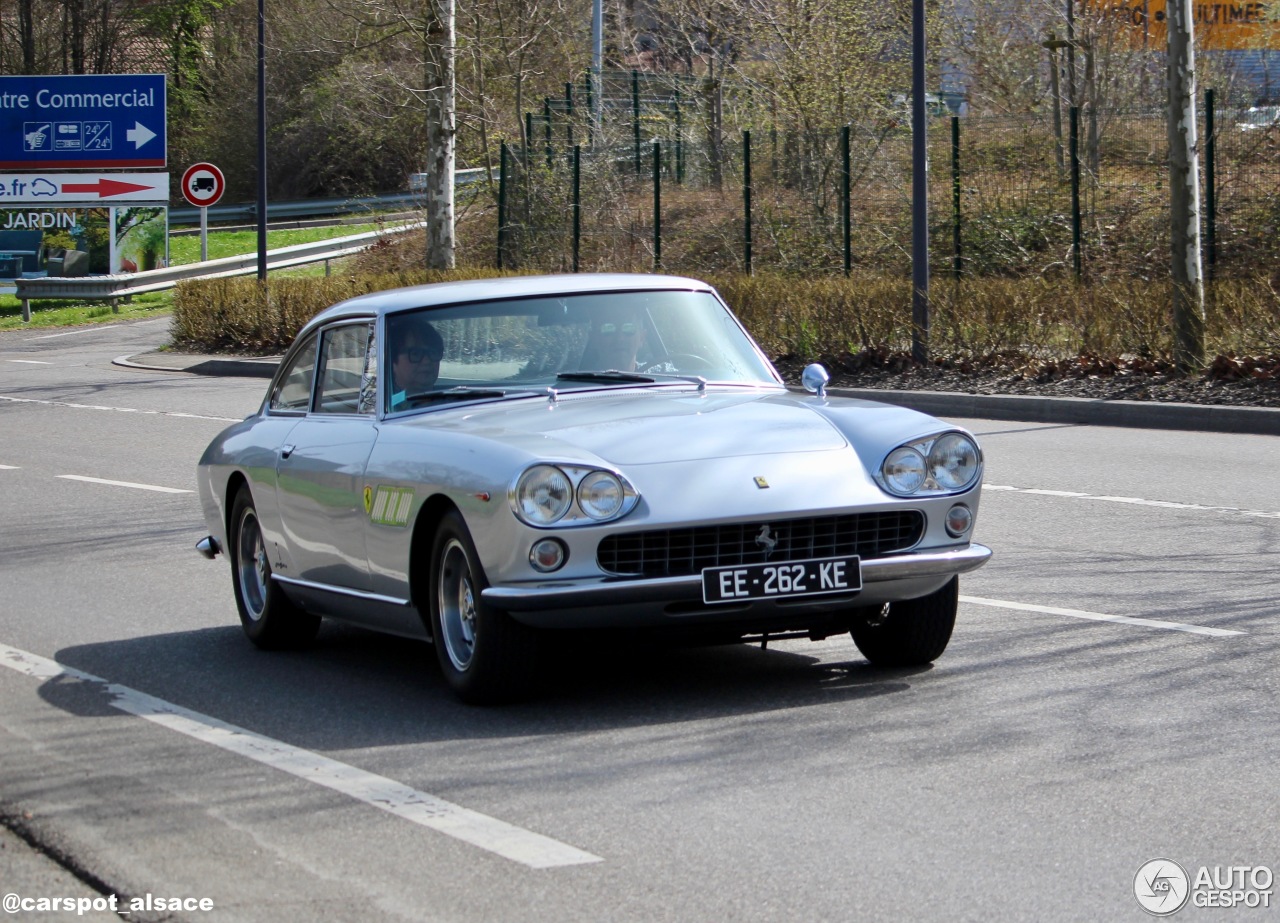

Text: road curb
xmin=116 ymin=352 xmax=1280 ymax=436
xmin=824 ymin=386 xmax=1280 ymax=436
xmin=113 ymin=353 xmax=279 ymax=378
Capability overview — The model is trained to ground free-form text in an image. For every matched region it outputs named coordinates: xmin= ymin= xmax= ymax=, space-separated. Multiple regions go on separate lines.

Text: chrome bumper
xmin=483 ymin=543 xmax=992 ymax=612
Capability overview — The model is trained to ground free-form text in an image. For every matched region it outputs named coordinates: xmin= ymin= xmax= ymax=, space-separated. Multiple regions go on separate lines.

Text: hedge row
xmin=171 ymin=268 xmax=1280 ymax=368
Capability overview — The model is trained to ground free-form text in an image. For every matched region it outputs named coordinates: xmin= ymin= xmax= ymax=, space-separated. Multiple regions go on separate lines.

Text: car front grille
xmin=596 ymin=511 xmax=925 ymax=577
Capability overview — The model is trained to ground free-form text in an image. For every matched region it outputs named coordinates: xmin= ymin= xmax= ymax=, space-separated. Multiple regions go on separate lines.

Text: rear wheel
xmin=430 ymin=510 xmax=541 ymax=704
xmin=849 ymin=577 xmax=958 ymax=667
xmin=229 ymin=488 xmax=320 ymax=649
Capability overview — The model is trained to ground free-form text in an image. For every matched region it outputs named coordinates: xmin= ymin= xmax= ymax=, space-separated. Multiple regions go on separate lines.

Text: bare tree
xmin=424 ymin=0 xmax=456 ymax=268
xmin=1166 ymin=0 xmax=1204 ymax=370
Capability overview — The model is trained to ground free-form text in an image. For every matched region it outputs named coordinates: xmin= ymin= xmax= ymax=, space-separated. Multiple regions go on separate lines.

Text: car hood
xmin=416 ymin=386 xmax=934 ymax=466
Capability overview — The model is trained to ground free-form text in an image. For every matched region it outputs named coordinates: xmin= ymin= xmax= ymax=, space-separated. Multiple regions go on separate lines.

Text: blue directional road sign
xmin=0 ymin=74 xmax=166 ymax=170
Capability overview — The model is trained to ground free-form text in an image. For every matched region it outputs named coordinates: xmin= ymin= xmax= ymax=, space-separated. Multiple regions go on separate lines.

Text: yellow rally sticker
xmin=369 ymin=486 xmax=414 ymax=527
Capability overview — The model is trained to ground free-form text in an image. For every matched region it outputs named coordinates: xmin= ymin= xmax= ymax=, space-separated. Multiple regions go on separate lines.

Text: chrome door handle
xmin=280 ymin=444 xmax=295 ymax=459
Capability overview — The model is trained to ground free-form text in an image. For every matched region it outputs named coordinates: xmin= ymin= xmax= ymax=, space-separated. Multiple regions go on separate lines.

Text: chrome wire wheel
xmin=236 ymin=507 xmax=269 ymax=622
xmin=437 ymin=537 xmax=478 ymax=672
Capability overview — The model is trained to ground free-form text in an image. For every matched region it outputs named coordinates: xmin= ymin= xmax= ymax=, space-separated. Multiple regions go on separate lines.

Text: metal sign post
xmin=181 ymin=162 xmax=225 ymax=262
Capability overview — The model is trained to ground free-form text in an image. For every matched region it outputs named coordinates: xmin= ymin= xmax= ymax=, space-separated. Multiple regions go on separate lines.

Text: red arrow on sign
xmin=60 ymin=178 xmax=157 ymax=198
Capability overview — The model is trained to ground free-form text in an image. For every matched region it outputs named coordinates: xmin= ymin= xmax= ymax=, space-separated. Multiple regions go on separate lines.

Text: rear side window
xmin=269 ymin=332 xmax=319 ymax=413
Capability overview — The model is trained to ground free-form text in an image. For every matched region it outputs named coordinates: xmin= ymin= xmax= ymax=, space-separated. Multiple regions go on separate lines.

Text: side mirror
xmin=801 ymin=363 xmax=829 ymax=399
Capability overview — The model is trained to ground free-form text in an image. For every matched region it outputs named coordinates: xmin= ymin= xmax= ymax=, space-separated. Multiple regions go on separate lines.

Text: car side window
xmin=316 ymin=324 xmax=374 ymax=415
xmin=268 ymin=332 xmax=319 ymax=413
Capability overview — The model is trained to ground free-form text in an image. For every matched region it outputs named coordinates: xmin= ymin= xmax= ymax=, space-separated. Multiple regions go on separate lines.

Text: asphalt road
xmin=1 ymin=319 xmax=1276 ymax=922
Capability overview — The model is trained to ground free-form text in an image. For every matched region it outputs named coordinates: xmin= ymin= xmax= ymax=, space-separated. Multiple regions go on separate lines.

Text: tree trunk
xmin=424 ymin=0 xmax=456 ymax=270
xmin=68 ymin=0 xmax=86 ymax=73
xmin=19 ymin=0 xmax=36 ymax=72
xmin=1166 ymin=0 xmax=1204 ymax=372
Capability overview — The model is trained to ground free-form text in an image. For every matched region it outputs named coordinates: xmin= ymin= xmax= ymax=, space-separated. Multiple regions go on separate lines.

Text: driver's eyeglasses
xmin=597 ymin=322 xmax=639 ymax=336
xmin=402 ymin=347 xmax=442 ymax=363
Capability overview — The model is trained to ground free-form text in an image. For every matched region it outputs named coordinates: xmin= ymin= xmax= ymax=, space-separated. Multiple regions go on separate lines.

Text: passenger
xmin=388 ymin=316 xmax=444 ymax=409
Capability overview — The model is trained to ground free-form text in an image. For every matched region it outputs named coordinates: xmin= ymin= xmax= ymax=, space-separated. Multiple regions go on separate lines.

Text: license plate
xmin=702 ymin=555 xmax=862 ymax=605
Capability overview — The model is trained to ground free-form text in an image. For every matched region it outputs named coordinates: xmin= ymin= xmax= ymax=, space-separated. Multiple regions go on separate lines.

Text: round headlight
xmin=928 ymin=433 xmax=980 ymax=491
xmin=514 ymin=465 xmax=572 ymax=525
xmin=577 ymin=470 xmax=625 ymax=520
xmin=883 ymin=446 xmax=927 ymax=495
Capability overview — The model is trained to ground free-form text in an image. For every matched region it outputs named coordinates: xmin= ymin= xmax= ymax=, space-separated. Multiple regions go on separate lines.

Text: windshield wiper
xmin=403 ymin=386 xmax=513 ymax=406
xmin=556 ymin=370 xmax=656 ymax=384
xmin=556 ymin=370 xmax=708 ymax=390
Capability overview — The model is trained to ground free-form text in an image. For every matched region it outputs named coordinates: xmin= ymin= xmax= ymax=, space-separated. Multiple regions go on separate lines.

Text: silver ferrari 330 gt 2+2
xmin=196 ymin=274 xmax=991 ymax=702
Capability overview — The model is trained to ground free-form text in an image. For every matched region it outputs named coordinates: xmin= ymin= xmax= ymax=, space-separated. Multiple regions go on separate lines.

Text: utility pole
xmin=1167 ymin=0 xmax=1205 ymax=371
xmin=256 ymin=0 xmax=267 ymax=283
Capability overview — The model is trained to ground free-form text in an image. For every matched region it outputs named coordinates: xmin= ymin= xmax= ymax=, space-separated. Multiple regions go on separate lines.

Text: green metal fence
xmin=492 ymin=77 xmax=1280 ymax=283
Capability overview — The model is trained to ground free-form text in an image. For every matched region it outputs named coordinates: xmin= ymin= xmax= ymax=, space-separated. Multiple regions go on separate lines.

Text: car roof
xmin=303 ymin=273 xmax=717 ymax=331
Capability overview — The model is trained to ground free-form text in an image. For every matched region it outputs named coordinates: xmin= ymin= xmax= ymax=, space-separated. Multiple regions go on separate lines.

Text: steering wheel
xmin=661 ymin=353 xmax=713 ymax=373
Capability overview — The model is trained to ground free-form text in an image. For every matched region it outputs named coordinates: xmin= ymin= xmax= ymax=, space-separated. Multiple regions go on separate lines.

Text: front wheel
xmin=849 ymin=576 xmax=958 ymax=667
xmin=430 ymin=510 xmax=541 ymax=704
xmin=229 ymin=488 xmax=320 ymax=649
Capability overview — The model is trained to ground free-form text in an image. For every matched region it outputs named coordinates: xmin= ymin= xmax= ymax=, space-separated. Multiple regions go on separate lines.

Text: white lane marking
xmin=0 ymin=394 xmax=239 ymax=424
xmin=0 ymin=642 xmax=602 ymax=869
xmin=27 ymin=319 xmax=164 ymax=340
xmin=57 ymin=475 xmax=192 ymax=494
xmin=29 ymin=326 xmax=122 ymax=339
xmin=984 ymin=484 xmax=1280 ymax=519
xmin=0 ymin=465 xmax=18 ymax=470
xmin=5 ymin=359 xmax=53 ymax=365
xmin=961 ymin=595 xmax=1244 ymax=637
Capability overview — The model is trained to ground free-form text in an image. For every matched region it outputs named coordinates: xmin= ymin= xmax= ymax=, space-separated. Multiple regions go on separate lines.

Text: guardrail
xmin=16 ymin=221 xmax=422 ymax=322
xmin=168 ymin=167 xmax=488 ymax=225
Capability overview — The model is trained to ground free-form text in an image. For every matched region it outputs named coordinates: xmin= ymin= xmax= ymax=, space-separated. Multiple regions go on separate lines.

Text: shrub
xmin=171 ymin=256 xmax=1280 ymax=375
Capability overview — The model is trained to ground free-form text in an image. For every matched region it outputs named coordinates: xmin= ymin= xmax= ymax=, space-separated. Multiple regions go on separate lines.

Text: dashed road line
xmin=961 ymin=595 xmax=1244 ymax=637
xmin=0 ymin=465 xmax=18 ymax=470
xmin=0 ymin=394 xmax=239 ymax=423
xmin=984 ymin=484 xmax=1280 ymax=519
xmin=28 ymin=326 xmax=123 ymax=339
xmin=0 ymin=642 xmax=602 ymax=870
xmin=4 ymin=359 xmax=52 ymax=365
xmin=57 ymin=475 xmax=192 ymax=494
xmin=25 ymin=320 xmax=164 ymax=340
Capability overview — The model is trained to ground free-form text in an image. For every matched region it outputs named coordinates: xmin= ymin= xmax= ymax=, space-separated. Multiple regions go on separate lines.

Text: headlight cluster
xmin=511 ymin=464 xmax=638 ymax=527
xmin=879 ymin=432 xmax=981 ymax=497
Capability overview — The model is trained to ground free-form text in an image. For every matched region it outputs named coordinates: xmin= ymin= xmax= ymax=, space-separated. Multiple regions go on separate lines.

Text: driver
xmin=580 ymin=305 xmax=649 ymax=372
xmin=388 ymin=315 xmax=444 ymax=410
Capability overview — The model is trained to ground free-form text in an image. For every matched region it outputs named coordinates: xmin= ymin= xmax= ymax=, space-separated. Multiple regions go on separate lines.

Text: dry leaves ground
xmin=773 ymin=351 xmax=1280 ymax=408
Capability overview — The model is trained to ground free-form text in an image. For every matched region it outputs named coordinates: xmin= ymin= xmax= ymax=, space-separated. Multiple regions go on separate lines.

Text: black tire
xmin=229 ymin=488 xmax=320 ymax=649
xmin=429 ymin=510 xmax=541 ymax=704
xmin=849 ymin=576 xmax=958 ymax=667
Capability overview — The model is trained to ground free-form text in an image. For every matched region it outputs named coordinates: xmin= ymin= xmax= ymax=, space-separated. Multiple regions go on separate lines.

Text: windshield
xmin=383 ymin=289 xmax=780 ymax=413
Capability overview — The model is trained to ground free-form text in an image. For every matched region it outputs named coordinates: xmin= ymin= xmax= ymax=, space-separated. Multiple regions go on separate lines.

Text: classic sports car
xmin=196 ymin=274 xmax=991 ymax=703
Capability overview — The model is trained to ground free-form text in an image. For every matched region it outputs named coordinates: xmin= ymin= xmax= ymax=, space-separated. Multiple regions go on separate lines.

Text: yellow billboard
xmin=1088 ymin=1 xmax=1280 ymax=51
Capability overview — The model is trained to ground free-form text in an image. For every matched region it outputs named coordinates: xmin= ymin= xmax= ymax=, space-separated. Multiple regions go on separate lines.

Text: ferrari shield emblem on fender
xmin=754 ymin=476 xmax=769 ymax=489
xmin=363 ymin=485 xmax=373 ymax=515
